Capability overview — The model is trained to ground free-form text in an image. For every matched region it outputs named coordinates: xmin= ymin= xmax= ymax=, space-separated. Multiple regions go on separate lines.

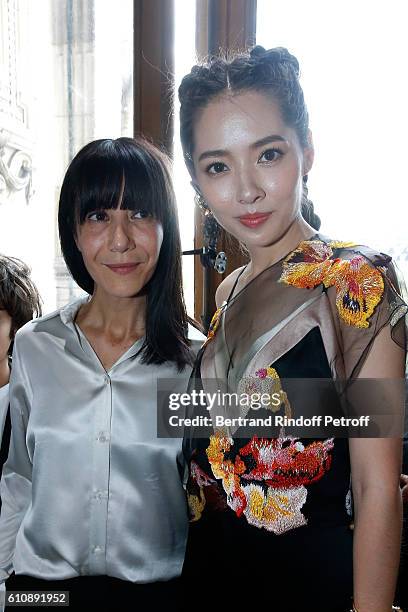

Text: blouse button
xmin=97 ymin=431 xmax=110 ymax=443
xmin=93 ymin=490 xmax=108 ymax=500
xmin=92 ymin=545 xmax=103 ymax=554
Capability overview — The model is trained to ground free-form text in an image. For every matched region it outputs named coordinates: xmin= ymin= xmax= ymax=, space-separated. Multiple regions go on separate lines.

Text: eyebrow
xmin=197 ymin=134 xmax=287 ymax=162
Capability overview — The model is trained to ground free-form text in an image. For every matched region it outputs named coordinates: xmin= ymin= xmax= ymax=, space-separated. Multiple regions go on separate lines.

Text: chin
xmin=97 ymin=282 xmax=147 ymax=300
xmin=241 ymin=227 xmax=283 ymax=248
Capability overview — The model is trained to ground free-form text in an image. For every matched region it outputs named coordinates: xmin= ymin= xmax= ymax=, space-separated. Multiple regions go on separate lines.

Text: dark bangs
xmin=74 ymin=139 xmax=168 ymax=224
xmin=58 ymin=137 xmax=193 ymax=369
xmin=59 ymin=137 xmax=173 ymax=296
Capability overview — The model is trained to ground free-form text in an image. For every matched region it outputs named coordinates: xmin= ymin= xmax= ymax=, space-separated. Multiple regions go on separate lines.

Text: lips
xmin=238 ymin=212 xmax=271 ymax=228
xmin=104 ymin=263 xmax=141 ymax=275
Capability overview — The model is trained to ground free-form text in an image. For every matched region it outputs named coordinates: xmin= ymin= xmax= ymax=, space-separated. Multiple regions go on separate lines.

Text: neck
xmin=0 ymin=356 xmax=10 ymax=388
xmin=246 ymin=215 xmax=317 ymax=277
xmin=76 ymin=289 xmax=147 ymax=340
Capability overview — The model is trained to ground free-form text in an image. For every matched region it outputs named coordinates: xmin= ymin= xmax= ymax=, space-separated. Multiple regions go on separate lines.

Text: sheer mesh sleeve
xmin=325 ymin=247 xmax=407 ymax=380
xmin=323 ymin=247 xmax=407 ymax=437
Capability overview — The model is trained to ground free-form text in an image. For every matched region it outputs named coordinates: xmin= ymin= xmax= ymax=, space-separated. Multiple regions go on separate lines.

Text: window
xmin=257 ymin=0 xmax=408 ymax=280
xmin=174 ymin=0 xmax=196 ymax=315
xmin=0 ymin=0 xmax=133 ymax=311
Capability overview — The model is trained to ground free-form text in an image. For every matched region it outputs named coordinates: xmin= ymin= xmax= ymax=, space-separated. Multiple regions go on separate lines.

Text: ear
xmin=302 ymin=129 xmax=314 ymax=175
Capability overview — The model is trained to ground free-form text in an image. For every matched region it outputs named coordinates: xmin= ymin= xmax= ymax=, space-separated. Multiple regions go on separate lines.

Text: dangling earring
xmin=194 ymin=192 xmax=213 ymax=217
xmin=301 ymin=175 xmax=311 ymax=211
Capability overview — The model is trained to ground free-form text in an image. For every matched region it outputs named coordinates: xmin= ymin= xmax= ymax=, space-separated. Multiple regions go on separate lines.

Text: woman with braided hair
xmin=178 ymin=46 xmax=406 ymax=611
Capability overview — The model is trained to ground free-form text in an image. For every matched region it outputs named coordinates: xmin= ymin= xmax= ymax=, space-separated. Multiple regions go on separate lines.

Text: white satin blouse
xmin=0 ymin=385 xmax=8 ymax=444
xmin=0 ymin=297 xmax=204 ymax=587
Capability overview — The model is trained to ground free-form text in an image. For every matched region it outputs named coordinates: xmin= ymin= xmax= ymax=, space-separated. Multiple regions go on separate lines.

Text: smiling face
xmin=192 ymin=91 xmax=314 ymax=256
xmin=75 ymin=206 xmax=163 ymax=301
xmin=0 ymin=308 xmax=12 ymax=361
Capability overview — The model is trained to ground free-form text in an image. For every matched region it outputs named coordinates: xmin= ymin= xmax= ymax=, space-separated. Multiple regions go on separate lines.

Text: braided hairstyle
xmin=178 ymin=46 xmax=320 ymax=231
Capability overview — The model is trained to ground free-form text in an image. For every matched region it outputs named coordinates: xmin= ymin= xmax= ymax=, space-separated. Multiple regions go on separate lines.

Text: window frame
xmin=133 ymin=0 xmax=257 ymax=327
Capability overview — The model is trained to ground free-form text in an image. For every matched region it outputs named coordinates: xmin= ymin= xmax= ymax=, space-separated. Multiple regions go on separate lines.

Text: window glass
xmin=174 ymin=0 xmax=196 ymax=316
xmin=256 ymin=0 xmax=408 ymax=280
xmin=0 ymin=0 xmax=133 ymax=311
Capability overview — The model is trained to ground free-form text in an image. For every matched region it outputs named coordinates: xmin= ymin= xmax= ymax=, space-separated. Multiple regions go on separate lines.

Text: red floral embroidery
xmin=205 ymin=432 xmax=334 ymax=533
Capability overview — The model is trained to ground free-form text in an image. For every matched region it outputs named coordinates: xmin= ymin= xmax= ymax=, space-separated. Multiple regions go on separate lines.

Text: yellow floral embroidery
xmin=243 ymin=483 xmax=308 ymax=533
xmin=280 ymin=239 xmax=384 ymax=328
xmin=323 ymin=256 xmax=384 ymax=328
xmin=280 ymin=240 xmax=334 ymax=289
xmin=328 ymin=240 xmax=357 ymax=249
xmin=187 ymin=488 xmax=206 ymax=522
xmin=206 ymin=432 xmax=333 ymax=533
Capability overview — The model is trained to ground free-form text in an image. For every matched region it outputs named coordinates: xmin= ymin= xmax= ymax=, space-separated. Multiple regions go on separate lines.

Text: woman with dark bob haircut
xmin=0 ymin=137 xmax=204 ymax=611
xmin=178 ymin=47 xmax=406 ymax=611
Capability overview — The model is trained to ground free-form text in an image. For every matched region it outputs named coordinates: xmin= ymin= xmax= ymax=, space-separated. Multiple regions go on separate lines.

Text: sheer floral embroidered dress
xmin=181 ymin=234 xmax=407 ymax=611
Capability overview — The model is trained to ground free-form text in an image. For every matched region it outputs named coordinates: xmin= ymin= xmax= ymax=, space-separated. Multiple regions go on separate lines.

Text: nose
xmin=109 ymin=217 xmax=134 ymax=253
xmin=236 ymin=170 xmax=265 ymax=205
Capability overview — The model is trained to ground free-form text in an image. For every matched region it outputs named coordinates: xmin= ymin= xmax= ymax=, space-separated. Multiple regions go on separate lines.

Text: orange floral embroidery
xmin=328 ymin=240 xmax=357 ymax=249
xmin=280 ymin=239 xmax=384 ymax=328
xmin=206 ymin=432 xmax=334 ymax=534
xmin=280 ymin=240 xmax=334 ymax=289
xmin=324 ymin=256 xmax=384 ymax=328
xmin=197 ymin=368 xmax=334 ymax=533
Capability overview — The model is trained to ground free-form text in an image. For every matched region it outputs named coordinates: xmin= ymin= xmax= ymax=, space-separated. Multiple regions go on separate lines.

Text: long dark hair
xmin=58 ymin=136 xmax=192 ymax=369
xmin=178 ymin=46 xmax=320 ymax=230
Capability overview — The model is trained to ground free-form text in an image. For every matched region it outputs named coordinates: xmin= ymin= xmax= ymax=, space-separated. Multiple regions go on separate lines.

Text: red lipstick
xmin=238 ymin=213 xmax=271 ymax=228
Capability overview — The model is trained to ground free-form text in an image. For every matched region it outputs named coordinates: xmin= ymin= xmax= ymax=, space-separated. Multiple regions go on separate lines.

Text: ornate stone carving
xmin=0 ymin=0 xmax=32 ymax=205
xmin=0 ymin=132 xmax=33 ymax=204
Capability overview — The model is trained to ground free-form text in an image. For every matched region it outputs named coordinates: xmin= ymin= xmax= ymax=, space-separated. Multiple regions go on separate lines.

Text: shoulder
xmin=283 ymin=234 xmax=397 ymax=280
xmin=215 ymin=266 xmax=246 ymax=308
xmin=321 ymin=238 xmax=405 ymax=329
xmin=13 ymin=299 xmax=81 ymax=347
xmin=14 ymin=309 xmax=59 ymax=340
xmin=285 ymin=235 xmax=391 ymax=266
xmin=327 ymin=238 xmax=391 ymax=265
xmin=281 ymin=235 xmax=404 ymax=329
xmin=323 ymin=239 xmax=400 ymax=291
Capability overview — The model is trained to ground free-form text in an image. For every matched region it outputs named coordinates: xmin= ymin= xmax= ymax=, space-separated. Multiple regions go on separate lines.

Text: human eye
xmin=129 ymin=209 xmax=151 ymax=220
xmin=258 ymin=148 xmax=283 ymax=163
xmin=85 ymin=210 xmax=109 ymax=222
xmin=206 ymin=161 xmax=229 ymax=175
